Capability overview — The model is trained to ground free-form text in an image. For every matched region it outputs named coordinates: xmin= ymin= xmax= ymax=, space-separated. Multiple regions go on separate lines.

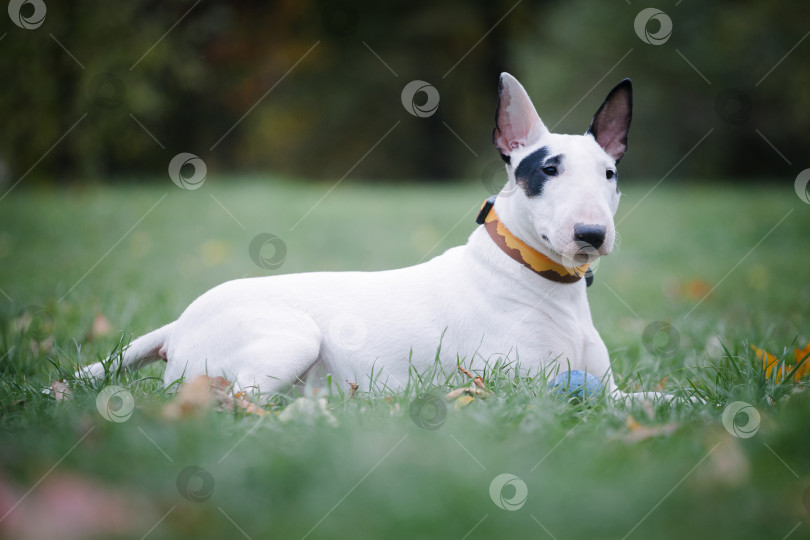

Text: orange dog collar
xmin=476 ymin=197 xmax=590 ymax=285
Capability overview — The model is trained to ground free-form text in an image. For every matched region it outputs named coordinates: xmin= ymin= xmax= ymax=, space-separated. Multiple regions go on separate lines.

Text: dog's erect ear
xmin=493 ymin=73 xmax=549 ymax=162
xmin=587 ymin=79 xmax=633 ymax=162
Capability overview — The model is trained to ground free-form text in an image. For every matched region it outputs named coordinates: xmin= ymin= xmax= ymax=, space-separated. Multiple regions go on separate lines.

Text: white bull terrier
xmin=81 ymin=73 xmax=653 ymax=399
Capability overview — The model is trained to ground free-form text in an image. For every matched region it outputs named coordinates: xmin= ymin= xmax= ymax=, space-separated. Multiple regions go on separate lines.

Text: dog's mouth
xmin=541 ymin=236 xmax=601 ymax=263
xmin=542 ymin=234 xmax=611 ymax=261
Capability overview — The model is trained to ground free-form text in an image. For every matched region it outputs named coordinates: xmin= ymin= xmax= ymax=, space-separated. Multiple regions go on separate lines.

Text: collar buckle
xmin=476 ymin=195 xmax=497 ymax=225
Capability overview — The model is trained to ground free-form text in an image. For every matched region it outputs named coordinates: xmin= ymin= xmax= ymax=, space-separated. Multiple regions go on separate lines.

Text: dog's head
xmin=492 ymin=73 xmax=632 ymax=267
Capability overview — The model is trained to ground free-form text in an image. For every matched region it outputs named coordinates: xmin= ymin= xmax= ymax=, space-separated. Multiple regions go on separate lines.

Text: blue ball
xmin=549 ymin=370 xmax=603 ymax=399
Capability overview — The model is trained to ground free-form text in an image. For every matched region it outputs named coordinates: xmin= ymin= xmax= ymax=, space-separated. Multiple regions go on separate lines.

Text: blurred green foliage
xmin=0 ymin=0 xmax=807 ymax=184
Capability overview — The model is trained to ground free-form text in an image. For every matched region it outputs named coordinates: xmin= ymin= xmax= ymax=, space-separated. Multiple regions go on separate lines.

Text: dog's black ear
xmin=587 ymin=79 xmax=632 ymax=162
xmin=493 ymin=73 xmax=549 ymax=162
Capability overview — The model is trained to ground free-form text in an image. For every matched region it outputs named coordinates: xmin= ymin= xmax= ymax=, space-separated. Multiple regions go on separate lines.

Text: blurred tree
xmin=511 ymin=0 xmax=810 ymax=182
xmin=0 ymin=0 xmax=806 ymax=184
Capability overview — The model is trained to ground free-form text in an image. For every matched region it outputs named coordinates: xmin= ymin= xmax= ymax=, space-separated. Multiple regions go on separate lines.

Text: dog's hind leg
xmin=164 ymin=305 xmax=324 ymax=397
xmin=229 ymin=329 xmax=323 ymax=396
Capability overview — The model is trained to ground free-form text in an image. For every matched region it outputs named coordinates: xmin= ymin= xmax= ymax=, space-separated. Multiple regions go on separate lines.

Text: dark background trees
xmin=1 ymin=0 xmax=807 ymax=185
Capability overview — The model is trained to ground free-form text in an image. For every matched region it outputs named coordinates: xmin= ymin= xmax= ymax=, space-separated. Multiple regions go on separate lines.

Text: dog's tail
xmin=76 ymin=321 xmax=176 ymax=381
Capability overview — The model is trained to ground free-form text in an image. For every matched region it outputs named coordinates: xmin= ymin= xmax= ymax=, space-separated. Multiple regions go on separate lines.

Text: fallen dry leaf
xmin=752 ymin=345 xmax=780 ymax=380
xmin=752 ymin=344 xmax=810 ymax=383
xmin=453 ymin=395 xmax=475 ymax=409
xmin=458 ymin=364 xmax=489 ymax=391
xmin=458 ymin=365 xmax=475 ymax=379
xmin=86 ymin=313 xmax=113 ymax=342
xmin=623 ymin=414 xmax=679 ymax=443
xmin=50 ymin=380 xmax=72 ymax=401
xmin=163 ymin=375 xmax=265 ymax=419
xmin=683 ymin=279 xmax=711 ymax=300
xmin=793 ymin=340 xmax=810 ymax=380
xmin=445 ymin=386 xmax=488 ymax=400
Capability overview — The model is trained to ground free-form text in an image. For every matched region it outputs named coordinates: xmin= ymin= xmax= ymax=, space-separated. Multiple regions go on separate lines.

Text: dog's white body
xmin=81 ymin=74 xmax=644 ymax=397
xmin=154 ymin=224 xmax=610 ymax=393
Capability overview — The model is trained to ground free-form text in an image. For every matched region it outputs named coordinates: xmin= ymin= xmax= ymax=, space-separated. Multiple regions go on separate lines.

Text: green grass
xmin=1 ymin=178 xmax=810 ymax=539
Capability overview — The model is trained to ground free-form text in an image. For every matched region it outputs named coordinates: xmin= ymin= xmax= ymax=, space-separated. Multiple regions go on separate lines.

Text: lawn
xmin=1 ymin=177 xmax=809 ymax=539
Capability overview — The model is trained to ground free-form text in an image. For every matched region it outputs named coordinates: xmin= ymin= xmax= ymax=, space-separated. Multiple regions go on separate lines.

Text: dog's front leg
xmin=581 ymin=330 xmax=618 ymax=392
xmin=582 ymin=331 xmax=673 ymax=403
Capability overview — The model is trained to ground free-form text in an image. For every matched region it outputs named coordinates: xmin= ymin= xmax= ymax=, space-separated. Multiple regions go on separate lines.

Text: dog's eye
xmin=606 ymin=169 xmax=616 ymax=180
xmin=542 ymin=166 xmax=558 ymax=176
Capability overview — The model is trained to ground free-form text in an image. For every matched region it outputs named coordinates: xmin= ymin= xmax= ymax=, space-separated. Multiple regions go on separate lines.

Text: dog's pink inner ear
xmin=588 ymin=81 xmax=632 ymax=162
xmin=493 ymin=74 xmax=547 ymax=156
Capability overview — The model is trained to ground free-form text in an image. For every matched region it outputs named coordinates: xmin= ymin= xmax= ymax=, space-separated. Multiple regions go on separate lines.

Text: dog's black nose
xmin=573 ymin=223 xmax=606 ymax=249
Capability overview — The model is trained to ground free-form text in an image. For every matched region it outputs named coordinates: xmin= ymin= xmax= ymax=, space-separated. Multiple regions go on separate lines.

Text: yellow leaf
xmin=454 ymin=395 xmax=475 ymax=409
xmin=793 ymin=340 xmax=810 ymax=381
xmin=623 ymin=414 xmax=679 ymax=443
xmin=752 ymin=345 xmax=782 ymax=382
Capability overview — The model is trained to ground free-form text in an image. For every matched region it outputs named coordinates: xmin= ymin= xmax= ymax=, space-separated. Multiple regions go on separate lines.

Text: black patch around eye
xmin=514 ymin=147 xmax=564 ymax=197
